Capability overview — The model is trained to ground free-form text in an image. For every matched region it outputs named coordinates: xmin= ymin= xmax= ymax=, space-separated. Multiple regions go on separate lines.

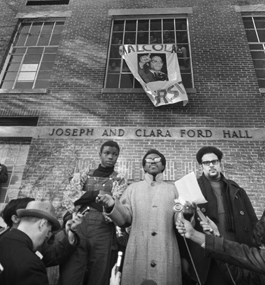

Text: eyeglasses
xmin=145 ymin=157 xmax=162 ymax=163
xmin=201 ymin=159 xmax=219 ymax=166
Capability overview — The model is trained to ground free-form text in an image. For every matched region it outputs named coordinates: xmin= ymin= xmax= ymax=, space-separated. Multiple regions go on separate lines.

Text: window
xmin=242 ymin=16 xmax=265 ymax=88
xmin=105 ymin=18 xmax=193 ymax=89
xmin=0 ymin=142 xmax=30 ymax=204
xmin=0 ymin=20 xmax=65 ymax=90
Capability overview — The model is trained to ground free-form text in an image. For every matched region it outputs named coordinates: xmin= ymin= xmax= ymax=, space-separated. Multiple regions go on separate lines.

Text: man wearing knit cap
xmin=60 ymin=140 xmax=127 ymax=285
xmin=185 ymin=146 xmax=258 ymax=285
xmin=97 ymin=149 xmax=182 ymax=285
xmin=0 ymin=200 xmax=60 ymax=285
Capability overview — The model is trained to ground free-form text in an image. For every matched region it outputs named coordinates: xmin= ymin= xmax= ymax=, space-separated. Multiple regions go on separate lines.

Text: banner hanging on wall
xmin=120 ymin=44 xmax=188 ymax=107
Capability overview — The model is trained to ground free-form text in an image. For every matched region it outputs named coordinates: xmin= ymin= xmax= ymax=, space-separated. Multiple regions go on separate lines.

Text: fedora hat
xmin=17 ymin=200 xmax=60 ymax=231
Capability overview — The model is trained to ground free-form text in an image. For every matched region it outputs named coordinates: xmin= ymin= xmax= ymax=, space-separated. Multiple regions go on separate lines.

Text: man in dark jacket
xmin=0 ymin=200 xmax=61 ymax=285
xmin=186 ymin=146 xmax=258 ymax=285
xmin=176 ymin=210 xmax=265 ymax=285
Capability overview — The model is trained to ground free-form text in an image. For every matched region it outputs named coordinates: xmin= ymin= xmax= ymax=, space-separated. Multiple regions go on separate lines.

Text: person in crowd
xmin=176 ymin=210 xmax=265 ymax=285
xmin=0 ymin=200 xmax=61 ymax=284
xmin=184 ymin=146 xmax=258 ymax=285
xmin=138 ymin=54 xmax=168 ymax=83
xmin=0 ymin=197 xmax=34 ymax=233
xmin=0 ymin=197 xmax=83 ymax=268
xmin=60 ymin=140 xmax=127 ymax=285
xmin=0 ymin=162 xmax=8 ymax=195
xmin=96 ymin=149 xmax=182 ymax=285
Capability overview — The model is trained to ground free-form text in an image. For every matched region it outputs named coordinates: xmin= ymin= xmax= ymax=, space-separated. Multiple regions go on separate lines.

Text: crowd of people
xmin=0 ymin=141 xmax=264 ymax=285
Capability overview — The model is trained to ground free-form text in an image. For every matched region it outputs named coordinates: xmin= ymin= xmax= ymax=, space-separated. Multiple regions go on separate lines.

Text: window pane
xmin=50 ymin=34 xmax=61 ymax=45
xmin=249 ymin=44 xmax=263 ymax=50
xmin=137 ymin=31 xmax=148 ymax=44
xmin=10 ymin=55 xmax=23 ymax=63
xmin=163 ymin=30 xmax=174 ymax=43
xmin=38 ymin=34 xmax=51 ymax=46
xmin=125 ymin=20 xmax=136 ymax=31
xmin=124 ymin=32 xmax=135 ymax=44
xmin=15 ymin=23 xmax=31 ymax=46
xmin=13 ymin=48 xmax=27 ymax=54
xmin=254 ymin=17 xmax=265 ymax=29
xmin=251 ymin=51 xmax=265 ymax=59
xmin=138 ymin=20 xmax=149 ymax=31
xmin=34 ymin=80 xmax=49 ymax=88
xmin=4 ymin=72 xmax=17 ymax=80
xmin=7 ymin=63 xmax=20 ymax=72
xmin=113 ymin=20 xmax=124 ymax=32
xmin=257 ymin=30 xmax=265 ymax=42
xmin=181 ymin=73 xmax=192 ymax=88
xmin=41 ymin=22 xmax=54 ymax=34
xmin=1 ymin=81 xmax=14 ymax=89
xmin=27 ymin=47 xmax=44 ymax=54
xmin=163 ymin=19 xmax=174 ymax=30
xmin=23 ymin=54 xmax=41 ymax=63
xmin=150 ymin=19 xmax=161 ymax=31
xmin=243 ymin=17 xmax=254 ymax=29
xmin=14 ymin=81 xmax=33 ymax=88
xmin=106 ymin=74 xmax=119 ymax=88
xmin=37 ymin=71 xmax=51 ymax=80
xmin=253 ymin=60 xmax=265 ymax=68
xmin=255 ymin=69 xmax=265 ymax=78
xmin=245 ymin=30 xmax=258 ymax=42
xmin=54 ymin=22 xmax=64 ymax=33
xmin=39 ymin=62 xmax=54 ymax=70
xmin=108 ymin=59 xmax=121 ymax=72
xmin=120 ymin=74 xmax=134 ymax=88
xmin=43 ymin=54 xmax=57 ymax=61
xmin=258 ymin=79 xmax=265 ymax=87
xmin=17 ymin=72 xmax=36 ymax=81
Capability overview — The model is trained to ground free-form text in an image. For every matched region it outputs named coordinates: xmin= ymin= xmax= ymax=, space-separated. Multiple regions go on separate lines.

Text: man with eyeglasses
xmin=138 ymin=54 xmax=169 ymax=83
xmin=96 ymin=149 xmax=182 ymax=285
xmin=185 ymin=146 xmax=258 ymax=285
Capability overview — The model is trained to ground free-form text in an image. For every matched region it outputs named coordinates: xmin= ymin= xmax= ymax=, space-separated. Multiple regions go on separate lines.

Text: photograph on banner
xmin=120 ymin=44 xmax=189 ymax=107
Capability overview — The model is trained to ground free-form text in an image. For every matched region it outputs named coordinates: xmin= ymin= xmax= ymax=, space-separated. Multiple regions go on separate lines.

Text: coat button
xmin=201 ymin=208 xmax=206 ymax=213
xmin=151 ymin=182 xmax=155 ymax=186
xmin=150 ymin=261 xmax=156 ymax=267
xmin=240 ymin=211 xmax=245 ymax=215
xmin=152 ymin=231 xmax=157 ymax=236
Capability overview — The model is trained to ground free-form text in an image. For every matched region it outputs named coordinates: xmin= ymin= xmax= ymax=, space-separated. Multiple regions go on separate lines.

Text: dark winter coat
xmin=187 ymin=173 xmax=258 ymax=284
xmin=205 ymin=235 xmax=265 ymax=285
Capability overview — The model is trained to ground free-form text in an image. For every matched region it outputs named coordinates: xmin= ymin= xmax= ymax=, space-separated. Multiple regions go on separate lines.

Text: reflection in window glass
xmin=105 ymin=18 xmax=192 ymax=89
xmin=0 ymin=20 xmax=64 ymax=90
xmin=243 ymin=16 xmax=265 ymax=88
xmin=0 ymin=143 xmax=30 ymax=205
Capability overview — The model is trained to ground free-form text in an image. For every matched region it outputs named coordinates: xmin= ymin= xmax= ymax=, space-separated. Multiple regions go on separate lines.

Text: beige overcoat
xmin=108 ymin=173 xmax=182 ymax=285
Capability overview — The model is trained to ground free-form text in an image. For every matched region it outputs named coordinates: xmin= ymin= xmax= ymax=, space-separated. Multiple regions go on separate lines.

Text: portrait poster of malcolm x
xmin=138 ymin=53 xmax=169 ymax=84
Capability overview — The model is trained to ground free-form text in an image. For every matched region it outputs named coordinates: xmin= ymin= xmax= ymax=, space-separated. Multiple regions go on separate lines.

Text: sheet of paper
xmin=174 ymin=172 xmax=207 ymax=205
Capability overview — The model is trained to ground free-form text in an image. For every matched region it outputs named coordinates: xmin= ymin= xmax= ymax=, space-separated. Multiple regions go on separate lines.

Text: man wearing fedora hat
xmin=184 ymin=146 xmax=257 ymax=285
xmin=0 ymin=200 xmax=62 ymax=285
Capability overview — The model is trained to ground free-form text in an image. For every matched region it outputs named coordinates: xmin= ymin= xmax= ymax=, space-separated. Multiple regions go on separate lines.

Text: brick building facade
xmin=0 ymin=0 xmax=265 ymax=220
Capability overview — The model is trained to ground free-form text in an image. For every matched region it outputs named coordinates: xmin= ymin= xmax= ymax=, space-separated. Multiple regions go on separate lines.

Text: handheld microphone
xmin=115 ymin=251 xmax=123 ymax=274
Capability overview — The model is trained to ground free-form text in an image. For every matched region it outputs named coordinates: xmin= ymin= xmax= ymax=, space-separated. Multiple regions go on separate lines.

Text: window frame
xmin=103 ymin=8 xmax=194 ymax=93
xmin=0 ymin=14 xmax=69 ymax=93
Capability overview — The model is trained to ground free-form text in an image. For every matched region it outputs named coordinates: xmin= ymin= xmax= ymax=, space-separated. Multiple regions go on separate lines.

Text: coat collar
xmin=6 ymin=228 xmax=34 ymax=251
xmin=144 ymin=172 xmax=163 ymax=184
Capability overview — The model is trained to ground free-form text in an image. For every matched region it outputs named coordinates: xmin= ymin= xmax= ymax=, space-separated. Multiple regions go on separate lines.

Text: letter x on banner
xmin=120 ymin=44 xmax=188 ymax=107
